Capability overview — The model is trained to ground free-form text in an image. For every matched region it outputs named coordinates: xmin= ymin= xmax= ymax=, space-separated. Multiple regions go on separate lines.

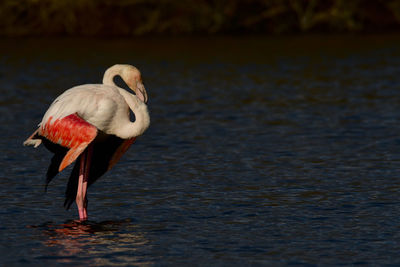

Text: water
xmin=1 ymin=35 xmax=400 ymax=265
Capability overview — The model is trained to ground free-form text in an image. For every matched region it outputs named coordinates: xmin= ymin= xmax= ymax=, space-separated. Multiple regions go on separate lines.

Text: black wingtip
xmin=64 ymin=160 xmax=80 ymax=210
xmin=64 ymin=198 xmax=74 ymax=210
xmin=43 ymin=139 xmax=68 ymax=191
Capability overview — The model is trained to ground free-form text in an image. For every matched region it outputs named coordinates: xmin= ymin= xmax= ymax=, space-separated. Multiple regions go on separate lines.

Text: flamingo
xmin=23 ymin=64 xmax=150 ymax=221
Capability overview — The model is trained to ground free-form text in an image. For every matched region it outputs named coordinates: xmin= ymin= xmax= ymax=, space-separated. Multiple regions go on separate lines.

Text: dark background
xmin=1 ymin=0 xmax=400 ymax=36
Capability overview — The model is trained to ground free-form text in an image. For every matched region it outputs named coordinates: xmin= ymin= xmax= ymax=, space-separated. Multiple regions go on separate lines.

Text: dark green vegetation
xmin=1 ymin=0 xmax=400 ymax=36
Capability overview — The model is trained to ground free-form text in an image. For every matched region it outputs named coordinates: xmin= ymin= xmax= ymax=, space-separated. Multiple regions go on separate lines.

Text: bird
xmin=23 ymin=64 xmax=150 ymax=221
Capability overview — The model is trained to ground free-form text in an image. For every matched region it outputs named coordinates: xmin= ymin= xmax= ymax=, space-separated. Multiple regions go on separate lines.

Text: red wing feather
xmin=40 ymin=114 xmax=97 ymax=171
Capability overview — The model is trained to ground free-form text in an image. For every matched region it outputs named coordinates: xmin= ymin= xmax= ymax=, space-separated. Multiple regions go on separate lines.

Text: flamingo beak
xmin=136 ymin=81 xmax=148 ymax=103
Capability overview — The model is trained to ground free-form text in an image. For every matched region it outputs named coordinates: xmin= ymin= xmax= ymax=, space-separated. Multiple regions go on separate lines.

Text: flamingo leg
xmin=76 ymin=144 xmax=93 ymax=221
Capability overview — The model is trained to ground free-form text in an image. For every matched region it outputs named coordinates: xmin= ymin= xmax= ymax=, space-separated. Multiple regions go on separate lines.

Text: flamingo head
xmin=121 ymin=65 xmax=148 ymax=104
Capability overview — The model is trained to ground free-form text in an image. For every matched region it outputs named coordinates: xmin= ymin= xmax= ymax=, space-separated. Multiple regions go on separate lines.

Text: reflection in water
xmin=29 ymin=219 xmax=152 ymax=265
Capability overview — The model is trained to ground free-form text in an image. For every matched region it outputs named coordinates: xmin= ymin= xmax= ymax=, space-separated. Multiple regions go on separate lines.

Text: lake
xmin=1 ymin=35 xmax=400 ymax=265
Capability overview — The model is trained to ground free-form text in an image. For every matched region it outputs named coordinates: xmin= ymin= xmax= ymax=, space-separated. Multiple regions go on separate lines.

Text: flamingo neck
xmin=115 ymin=89 xmax=150 ymax=139
xmin=102 ymin=66 xmax=120 ymax=86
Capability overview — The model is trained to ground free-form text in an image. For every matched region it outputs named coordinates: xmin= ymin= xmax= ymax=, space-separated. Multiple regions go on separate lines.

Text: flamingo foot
xmin=76 ymin=196 xmax=88 ymax=220
xmin=78 ymin=208 xmax=88 ymax=221
xmin=78 ymin=209 xmax=85 ymax=220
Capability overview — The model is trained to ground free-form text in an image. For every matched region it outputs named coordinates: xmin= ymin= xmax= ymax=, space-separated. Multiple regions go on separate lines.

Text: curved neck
xmin=115 ymin=89 xmax=150 ymax=139
xmin=102 ymin=66 xmax=120 ymax=86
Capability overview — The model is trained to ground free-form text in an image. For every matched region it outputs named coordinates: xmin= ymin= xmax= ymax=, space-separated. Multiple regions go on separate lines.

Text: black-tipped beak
xmin=136 ymin=82 xmax=148 ymax=103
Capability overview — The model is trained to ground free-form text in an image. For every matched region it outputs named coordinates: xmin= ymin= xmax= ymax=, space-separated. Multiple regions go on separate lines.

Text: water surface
xmin=1 ymin=35 xmax=400 ymax=265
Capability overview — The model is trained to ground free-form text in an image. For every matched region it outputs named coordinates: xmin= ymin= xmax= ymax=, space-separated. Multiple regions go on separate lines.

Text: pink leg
xmin=76 ymin=154 xmax=87 ymax=220
xmin=76 ymin=145 xmax=93 ymax=221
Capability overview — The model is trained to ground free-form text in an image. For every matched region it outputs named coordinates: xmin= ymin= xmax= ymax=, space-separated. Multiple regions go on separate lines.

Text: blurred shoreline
xmin=1 ymin=0 xmax=400 ymax=37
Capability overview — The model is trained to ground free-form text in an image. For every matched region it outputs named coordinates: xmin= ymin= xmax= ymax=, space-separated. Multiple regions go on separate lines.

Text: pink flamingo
xmin=24 ymin=64 xmax=150 ymax=221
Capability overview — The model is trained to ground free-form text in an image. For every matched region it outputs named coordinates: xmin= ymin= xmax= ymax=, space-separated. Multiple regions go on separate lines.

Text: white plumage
xmin=40 ymin=84 xmax=150 ymax=139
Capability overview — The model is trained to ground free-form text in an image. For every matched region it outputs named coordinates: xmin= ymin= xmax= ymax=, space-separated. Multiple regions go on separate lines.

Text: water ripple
xmin=2 ymin=36 xmax=400 ymax=265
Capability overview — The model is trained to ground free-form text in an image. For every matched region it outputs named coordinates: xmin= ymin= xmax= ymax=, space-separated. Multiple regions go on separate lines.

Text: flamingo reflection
xmin=30 ymin=220 xmax=151 ymax=265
